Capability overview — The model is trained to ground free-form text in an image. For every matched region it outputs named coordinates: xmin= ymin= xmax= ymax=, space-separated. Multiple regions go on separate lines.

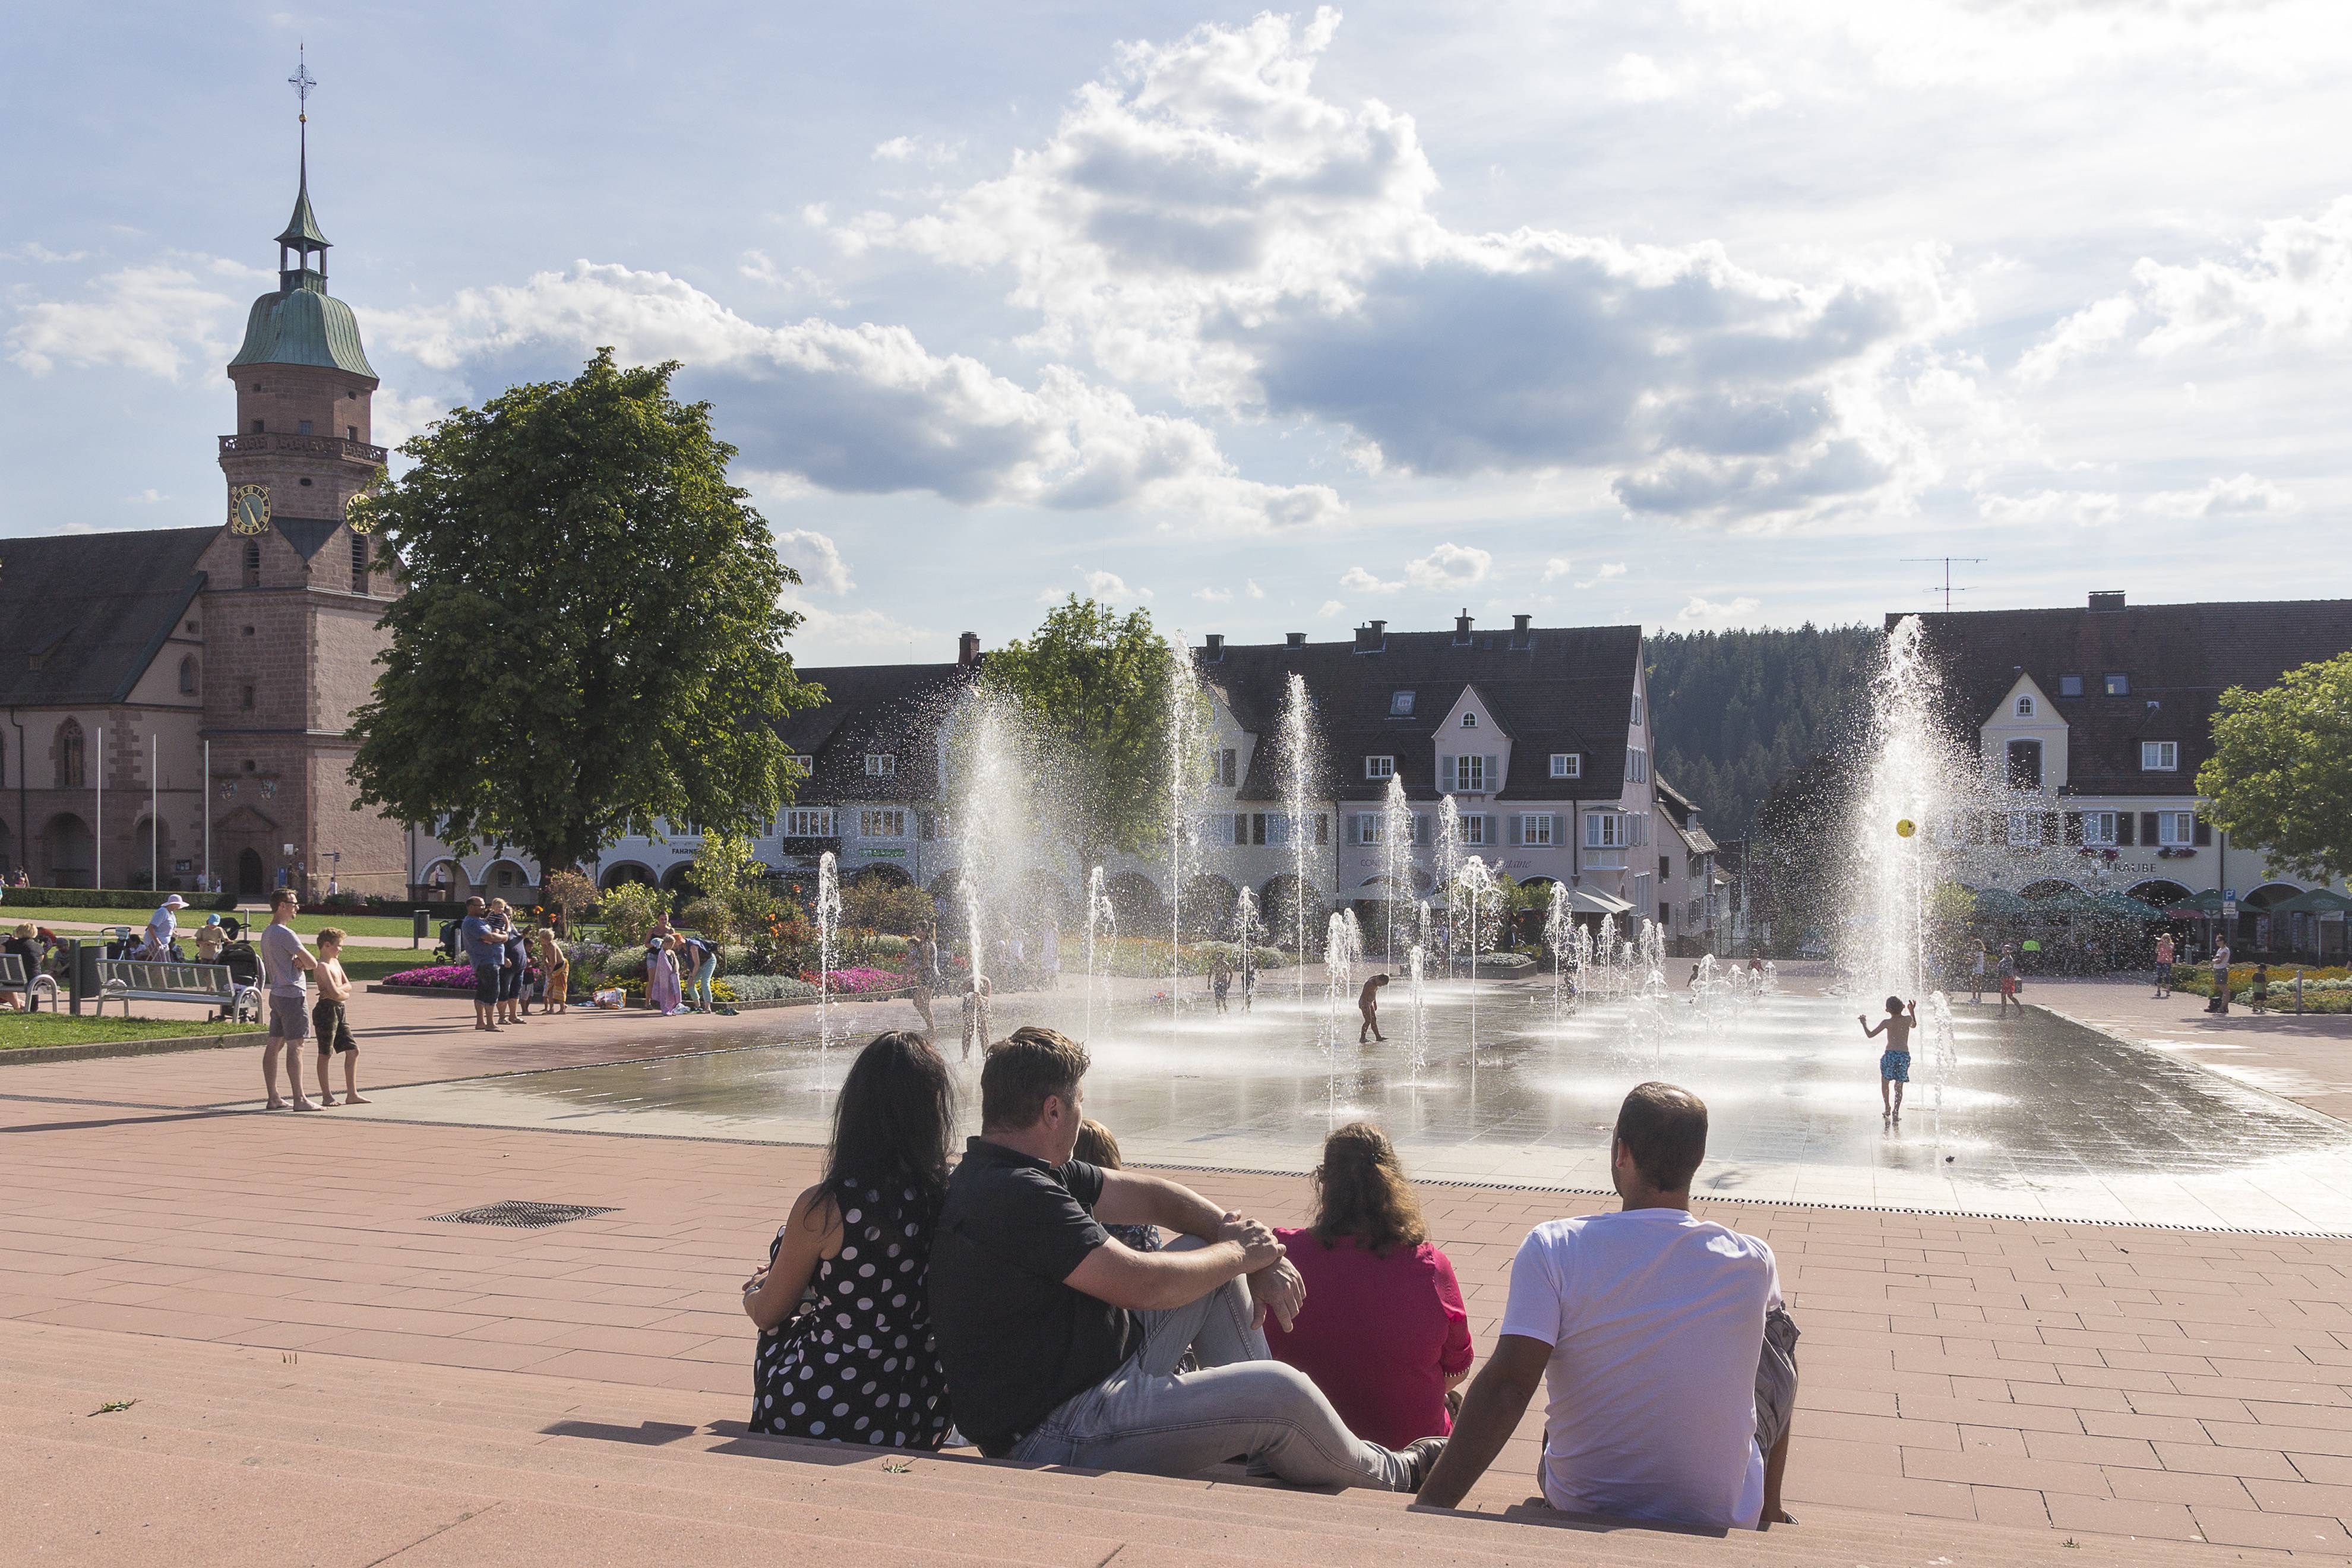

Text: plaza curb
xmin=0 ymin=1028 xmax=265 ymax=1066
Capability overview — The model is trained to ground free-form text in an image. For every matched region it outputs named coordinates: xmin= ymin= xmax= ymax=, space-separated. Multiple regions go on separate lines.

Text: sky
xmin=7 ymin=1 xmax=2351 ymax=665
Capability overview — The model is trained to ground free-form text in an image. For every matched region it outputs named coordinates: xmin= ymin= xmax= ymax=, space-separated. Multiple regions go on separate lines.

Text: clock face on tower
xmin=228 ymin=483 xmax=271 ymax=536
xmin=344 ymin=488 xmax=375 ymax=535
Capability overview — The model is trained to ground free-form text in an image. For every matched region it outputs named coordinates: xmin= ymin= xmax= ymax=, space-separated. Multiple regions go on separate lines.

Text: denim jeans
xmin=1007 ymin=1241 xmax=1414 ymax=1491
xmin=689 ymin=956 xmax=717 ymax=1009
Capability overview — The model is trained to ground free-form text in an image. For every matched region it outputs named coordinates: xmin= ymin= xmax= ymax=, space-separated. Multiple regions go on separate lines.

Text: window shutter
xmin=2139 ymin=811 xmax=2159 ymax=846
xmin=2117 ymin=812 xmax=2135 ymax=846
xmin=1484 ymin=754 xmax=1499 ymax=791
xmin=2193 ymin=815 xmax=2211 ymax=846
xmin=2041 ymin=813 xmax=2060 ymax=846
xmin=2063 ymin=812 xmax=2083 ymax=846
xmin=1251 ymin=813 xmax=1266 ymax=846
xmin=1508 ymin=815 xmax=1522 ymax=846
xmin=1440 ymin=755 xmax=1455 ymax=792
xmin=1550 ymin=813 xmax=1563 ymax=845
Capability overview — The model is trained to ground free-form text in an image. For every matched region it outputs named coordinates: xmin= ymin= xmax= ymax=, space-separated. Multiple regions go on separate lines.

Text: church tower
xmin=197 ymin=55 xmax=406 ymax=897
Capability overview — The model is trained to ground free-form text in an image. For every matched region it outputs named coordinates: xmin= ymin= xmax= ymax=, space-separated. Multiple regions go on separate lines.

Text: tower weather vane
xmin=289 ymin=48 xmax=316 ymax=118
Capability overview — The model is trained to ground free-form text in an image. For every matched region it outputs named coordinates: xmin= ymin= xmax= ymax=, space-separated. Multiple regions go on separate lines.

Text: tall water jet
xmin=1594 ymin=913 xmax=1618 ymax=1000
xmin=1083 ymin=865 xmax=1111 ymax=1040
xmin=1381 ymin=773 xmax=1411 ymax=963
xmin=1405 ymin=943 xmax=1430 ymax=1077
xmin=1322 ymin=909 xmax=1362 ymax=1118
xmin=1543 ymin=881 xmax=1571 ymax=1029
xmin=815 ymin=851 xmax=842 ymax=1083
xmin=1276 ymin=673 xmax=1322 ymax=1012
xmin=1234 ymin=884 xmax=1263 ymax=1011
xmin=1163 ymin=631 xmax=1214 ymax=1035
xmin=1436 ymin=797 xmax=1462 ymax=979
xmin=1456 ymin=855 xmax=1499 ymax=1054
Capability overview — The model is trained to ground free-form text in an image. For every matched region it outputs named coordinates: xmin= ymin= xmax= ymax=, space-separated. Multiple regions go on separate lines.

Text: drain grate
xmin=429 ymin=1200 xmax=617 ymax=1229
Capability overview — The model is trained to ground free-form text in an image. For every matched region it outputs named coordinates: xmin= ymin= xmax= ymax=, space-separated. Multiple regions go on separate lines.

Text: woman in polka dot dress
xmin=742 ymin=1030 xmax=956 ymax=1449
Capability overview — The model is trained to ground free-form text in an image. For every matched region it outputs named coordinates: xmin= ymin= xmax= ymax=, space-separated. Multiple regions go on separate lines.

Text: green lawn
xmin=0 ymin=1012 xmax=262 ymax=1051
xmin=0 ymin=905 xmax=427 ymax=938
xmin=340 ymin=952 xmax=436 ymax=984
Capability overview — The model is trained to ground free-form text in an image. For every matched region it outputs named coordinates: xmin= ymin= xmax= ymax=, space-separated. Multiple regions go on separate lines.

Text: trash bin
xmin=70 ymin=938 xmax=101 ymax=1016
xmin=413 ymin=908 xmax=431 ymax=948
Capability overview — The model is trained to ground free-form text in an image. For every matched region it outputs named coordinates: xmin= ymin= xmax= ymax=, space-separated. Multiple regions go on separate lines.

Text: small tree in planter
xmin=543 ymin=868 xmax=598 ymax=932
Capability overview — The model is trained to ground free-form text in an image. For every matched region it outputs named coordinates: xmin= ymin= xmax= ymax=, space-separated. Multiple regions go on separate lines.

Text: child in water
xmin=960 ymin=973 xmax=992 ymax=1062
xmin=1859 ymin=995 xmax=1917 ymax=1123
xmin=1358 ymin=973 xmax=1390 ymax=1043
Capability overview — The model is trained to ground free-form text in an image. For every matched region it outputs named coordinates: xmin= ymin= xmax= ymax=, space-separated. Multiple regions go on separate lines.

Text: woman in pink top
xmin=1267 ymin=1123 xmax=1474 ymax=1449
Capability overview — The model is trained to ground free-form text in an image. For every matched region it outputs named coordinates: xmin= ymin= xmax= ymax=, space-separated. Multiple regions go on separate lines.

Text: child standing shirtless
xmin=1859 ymin=995 xmax=1916 ymax=1123
xmin=311 ymin=928 xmax=366 ymax=1107
xmin=1358 ymin=973 xmax=1390 ymax=1043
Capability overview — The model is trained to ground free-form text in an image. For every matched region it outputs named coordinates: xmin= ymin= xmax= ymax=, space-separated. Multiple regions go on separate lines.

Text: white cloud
xmin=774 ymin=527 xmax=855 ymax=594
xmin=1541 ymin=557 xmax=1573 ymax=583
xmin=365 ymin=260 xmax=1342 ymax=532
xmin=1974 ymin=488 xmax=2122 ymax=527
xmin=371 ymin=390 xmax=448 ymax=450
xmin=1193 ymin=585 xmax=1233 ymax=602
xmin=1080 ymin=568 xmax=1150 ymax=602
xmin=125 ymin=488 xmax=168 ymax=504
xmin=1244 ymin=579 xmax=1266 ymax=599
xmin=2145 ymin=473 xmax=2299 ymax=519
xmin=8 ymin=260 xmax=246 ymax=380
xmin=2020 ymin=198 xmax=2352 ymax=378
xmin=4 ymin=242 xmax=90 ymax=264
xmin=781 ymin=594 xmax=924 ymax=654
xmin=1610 ymin=53 xmax=1681 ymax=103
xmin=1405 ymin=542 xmax=1491 ymax=591
xmin=874 ymin=135 xmax=964 ymax=166
xmin=1673 ymin=595 xmax=1763 ymax=624
xmin=1576 ymin=562 xmax=1627 ymax=589
xmin=1317 ymin=599 xmax=1346 ymax=618
xmin=885 ymin=11 xmax=1973 ymax=525
xmin=1339 ymin=565 xmax=1402 ymax=593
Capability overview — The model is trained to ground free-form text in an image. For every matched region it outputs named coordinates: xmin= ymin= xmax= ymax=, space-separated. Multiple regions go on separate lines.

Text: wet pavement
xmin=342 ymin=983 xmax=2352 ymax=1231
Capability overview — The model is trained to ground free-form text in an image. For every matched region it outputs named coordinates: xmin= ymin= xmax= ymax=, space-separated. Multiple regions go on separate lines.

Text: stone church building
xmin=0 ymin=151 xmax=404 ymax=896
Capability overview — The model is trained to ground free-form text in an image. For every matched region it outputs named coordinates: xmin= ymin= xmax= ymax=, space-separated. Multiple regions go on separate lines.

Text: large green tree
xmin=981 ymin=595 xmax=1190 ymax=863
xmin=347 ymin=349 xmax=821 ymax=877
xmin=2196 ymin=652 xmax=2352 ymax=883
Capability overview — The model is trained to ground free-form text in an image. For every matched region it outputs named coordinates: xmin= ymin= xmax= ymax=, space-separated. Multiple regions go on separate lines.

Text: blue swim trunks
xmin=1880 ymin=1049 xmax=1911 ymax=1083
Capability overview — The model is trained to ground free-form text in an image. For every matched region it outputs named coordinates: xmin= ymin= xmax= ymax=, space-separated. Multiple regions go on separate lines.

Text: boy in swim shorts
xmin=1859 ymin=995 xmax=1917 ymax=1123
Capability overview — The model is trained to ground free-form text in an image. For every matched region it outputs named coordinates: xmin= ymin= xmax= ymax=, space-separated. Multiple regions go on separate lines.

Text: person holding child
xmin=310 ymin=928 xmax=366 ymax=1107
xmin=1859 ymin=996 xmax=1917 ymax=1123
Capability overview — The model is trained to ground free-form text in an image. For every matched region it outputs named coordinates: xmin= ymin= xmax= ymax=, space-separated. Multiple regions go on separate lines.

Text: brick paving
xmin=6 ymin=989 xmax=2352 ymax=1556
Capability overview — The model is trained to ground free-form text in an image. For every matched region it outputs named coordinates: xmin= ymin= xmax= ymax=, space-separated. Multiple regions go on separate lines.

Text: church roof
xmin=229 ymin=283 xmax=377 ymax=378
xmin=0 ymin=529 xmax=211 ymax=707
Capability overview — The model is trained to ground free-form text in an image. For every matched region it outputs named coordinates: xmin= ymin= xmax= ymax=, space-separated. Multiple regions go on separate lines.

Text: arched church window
xmin=55 ymin=719 xmax=85 ymax=790
xmin=351 ymin=536 xmax=369 ymax=593
xmin=244 ymin=542 xmax=261 ymax=587
xmin=179 ymin=656 xmax=199 ymax=695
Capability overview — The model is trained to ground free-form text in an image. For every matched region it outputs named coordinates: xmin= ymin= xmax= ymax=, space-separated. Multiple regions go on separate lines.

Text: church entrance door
xmin=238 ymin=848 xmax=267 ymax=896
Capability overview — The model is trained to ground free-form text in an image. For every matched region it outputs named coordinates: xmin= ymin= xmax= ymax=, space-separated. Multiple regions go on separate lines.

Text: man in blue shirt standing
xmin=459 ymin=896 xmax=503 ymax=1033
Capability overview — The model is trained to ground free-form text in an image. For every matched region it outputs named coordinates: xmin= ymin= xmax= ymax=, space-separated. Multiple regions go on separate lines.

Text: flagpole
xmin=94 ymin=725 xmax=103 ymax=892
xmin=151 ymin=732 xmax=159 ymax=891
xmin=203 ymin=740 xmax=211 ymax=892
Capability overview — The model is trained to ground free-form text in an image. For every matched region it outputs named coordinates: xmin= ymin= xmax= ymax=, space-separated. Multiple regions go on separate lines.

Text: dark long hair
xmin=823 ymin=1030 xmax=956 ymax=1218
xmin=1311 ymin=1121 xmax=1428 ymax=1257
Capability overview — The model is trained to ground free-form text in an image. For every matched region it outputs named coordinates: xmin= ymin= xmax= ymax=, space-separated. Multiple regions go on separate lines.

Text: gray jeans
xmin=1008 ymin=1244 xmax=1414 ymax=1491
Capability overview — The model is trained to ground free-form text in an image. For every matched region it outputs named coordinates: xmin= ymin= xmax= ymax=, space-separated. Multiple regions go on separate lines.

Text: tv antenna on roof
xmin=1903 ymin=557 xmax=1987 ymax=612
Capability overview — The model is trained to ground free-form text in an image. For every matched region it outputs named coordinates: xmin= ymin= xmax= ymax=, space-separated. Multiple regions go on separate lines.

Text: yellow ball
xmin=1895 ymin=818 xmax=1917 ymax=839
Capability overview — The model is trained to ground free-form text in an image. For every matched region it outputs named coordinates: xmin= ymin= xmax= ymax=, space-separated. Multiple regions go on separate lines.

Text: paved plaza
xmin=7 ymin=974 xmax=2352 ymax=1563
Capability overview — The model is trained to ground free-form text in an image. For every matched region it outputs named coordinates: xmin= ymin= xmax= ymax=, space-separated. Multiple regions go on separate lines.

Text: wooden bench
xmin=94 ymin=959 xmax=259 ymax=1022
xmin=1 ymin=952 xmax=59 ymax=1011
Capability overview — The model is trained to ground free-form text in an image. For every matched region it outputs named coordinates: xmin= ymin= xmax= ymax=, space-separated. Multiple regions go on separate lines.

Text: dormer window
xmin=2015 ymin=696 xmax=2035 ymax=717
xmin=2059 ymin=675 xmax=2084 ymax=697
xmin=1460 ymin=712 xmax=1478 ymax=729
xmin=1365 ymin=755 xmax=1395 ymax=780
xmin=2141 ymin=741 xmax=2178 ymax=772
xmin=1550 ymin=753 xmax=1580 ymax=779
xmin=864 ymin=753 xmax=895 ymax=777
xmin=1390 ymin=691 xmax=1415 ymax=716
xmin=787 ymin=754 xmax=814 ymax=774
xmin=2103 ymin=673 xmax=2130 ymax=697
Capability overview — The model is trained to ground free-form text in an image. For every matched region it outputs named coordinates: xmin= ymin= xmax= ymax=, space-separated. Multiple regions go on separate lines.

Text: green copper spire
xmin=276 ymin=50 xmax=331 ymax=255
xmin=229 ymin=49 xmax=378 ymax=380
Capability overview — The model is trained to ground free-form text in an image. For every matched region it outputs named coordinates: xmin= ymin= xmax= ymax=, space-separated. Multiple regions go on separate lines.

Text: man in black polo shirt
xmin=929 ymin=1026 xmax=1442 ymax=1490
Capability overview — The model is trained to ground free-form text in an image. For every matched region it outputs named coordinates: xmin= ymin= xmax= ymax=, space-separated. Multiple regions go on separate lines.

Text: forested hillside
xmin=1645 ymin=625 xmax=1882 ymax=839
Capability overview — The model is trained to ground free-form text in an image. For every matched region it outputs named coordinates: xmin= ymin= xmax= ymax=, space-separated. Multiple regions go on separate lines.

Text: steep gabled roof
xmin=779 ymin=662 xmax=975 ymax=805
xmin=1895 ymin=597 xmax=2352 ymax=798
xmin=0 ymin=528 xmax=211 ymax=706
xmin=1197 ymin=623 xmax=1642 ymax=803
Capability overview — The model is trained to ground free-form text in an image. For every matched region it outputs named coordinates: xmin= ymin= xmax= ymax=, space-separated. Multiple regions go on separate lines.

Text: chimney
xmin=1510 ymin=612 xmax=1532 ymax=649
xmin=957 ymin=631 xmax=980 ymax=666
xmin=2088 ymin=591 xmax=2125 ymax=613
xmin=1203 ymin=633 xmax=1224 ymax=660
xmin=1354 ymin=619 xmax=1387 ymax=655
xmin=1453 ymin=609 xmax=1474 ymax=645
xmin=1286 ymin=631 xmax=1307 ymax=648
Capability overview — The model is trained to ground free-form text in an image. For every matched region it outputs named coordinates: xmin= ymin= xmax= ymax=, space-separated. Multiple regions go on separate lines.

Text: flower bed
xmin=801 ymin=966 xmax=906 ymax=995
xmin=384 ymin=963 xmax=542 ymax=990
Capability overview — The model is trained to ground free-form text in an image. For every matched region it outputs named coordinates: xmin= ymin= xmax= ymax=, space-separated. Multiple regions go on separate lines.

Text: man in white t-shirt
xmin=1418 ymin=1082 xmax=1798 ymax=1529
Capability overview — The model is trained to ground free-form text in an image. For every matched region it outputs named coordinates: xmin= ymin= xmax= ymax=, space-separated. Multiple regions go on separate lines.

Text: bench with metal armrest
xmin=94 ymin=959 xmax=261 ymax=1023
xmin=1 ymin=953 xmax=61 ymax=1011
